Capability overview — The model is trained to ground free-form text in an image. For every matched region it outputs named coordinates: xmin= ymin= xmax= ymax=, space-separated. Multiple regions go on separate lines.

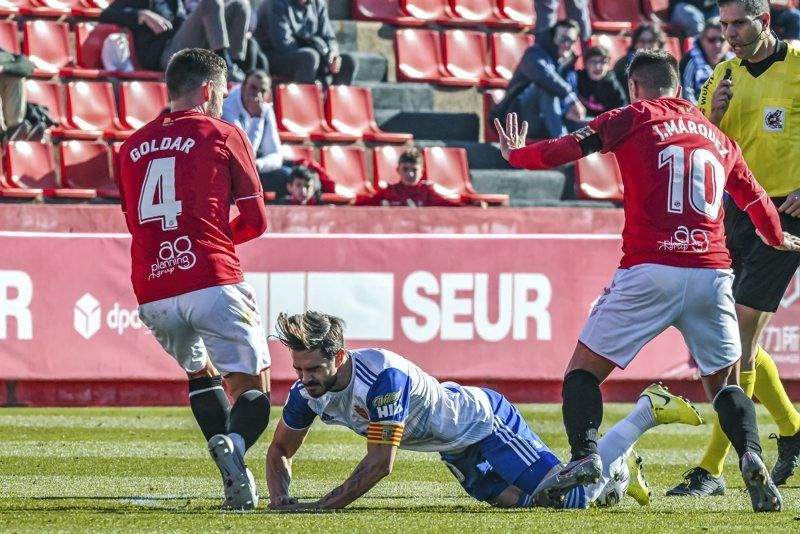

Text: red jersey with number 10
xmin=581 ymin=98 xmax=778 ymax=269
xmin=118 ymin=109 xmax=263 ymax=304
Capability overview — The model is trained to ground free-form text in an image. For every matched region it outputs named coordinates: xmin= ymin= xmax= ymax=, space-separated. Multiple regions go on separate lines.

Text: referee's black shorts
xmin=725 ymin=196 xmax=800 ymax=313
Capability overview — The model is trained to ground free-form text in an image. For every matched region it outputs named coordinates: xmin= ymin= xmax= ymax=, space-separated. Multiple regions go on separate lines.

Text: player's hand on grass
xmin=268 ymin=495 xmax=299 ymax=509
xmin=494 ymin=112 xmax=528 ymax=161
xmin=270 ymin=500 xmax=320 ymax=512
xmin=757 ymin=230 xmax=800 ymax=251
xmin=138 ymin=10 xmax=173 ymax=34
xmin=709 ymin=79 xmax=733 ymax=126
xmin=778 ymin=188 xmax=800 ymax=217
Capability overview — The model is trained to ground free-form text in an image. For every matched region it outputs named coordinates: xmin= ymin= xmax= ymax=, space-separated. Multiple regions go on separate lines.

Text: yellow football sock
xmin=698 ymin=370 xmax=756 ymax=478
xmin=753 ymin=346 xmax=800 ymax=437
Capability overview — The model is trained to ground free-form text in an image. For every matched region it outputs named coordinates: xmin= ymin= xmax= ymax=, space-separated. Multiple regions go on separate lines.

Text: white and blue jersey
xmin=282 ymin=348 xmax=587 ymax=507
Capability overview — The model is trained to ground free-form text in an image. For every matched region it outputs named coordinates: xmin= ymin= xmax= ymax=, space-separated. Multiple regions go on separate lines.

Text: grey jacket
xmin=254 ymin=0 xmax=338 ymax=57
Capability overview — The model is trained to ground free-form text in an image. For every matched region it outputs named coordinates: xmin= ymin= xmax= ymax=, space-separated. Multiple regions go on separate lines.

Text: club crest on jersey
xmin=764 ymin=108 xmax=785 ymax=132
xmin=354 ymin=405 xmax=369 ymax=419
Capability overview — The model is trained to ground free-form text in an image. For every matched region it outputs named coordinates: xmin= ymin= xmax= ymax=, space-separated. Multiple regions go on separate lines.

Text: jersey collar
xmin=741 ymin=38 xmax=787 ymax=78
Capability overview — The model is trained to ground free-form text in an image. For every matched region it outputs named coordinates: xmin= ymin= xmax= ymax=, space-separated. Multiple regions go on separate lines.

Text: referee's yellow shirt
xmin=698 ymin=42 xmax=800 ymax=197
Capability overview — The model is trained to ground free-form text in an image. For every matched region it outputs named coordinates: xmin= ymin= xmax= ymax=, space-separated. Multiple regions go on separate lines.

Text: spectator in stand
xmin=0 ymin=49 xmax=33 ymax=140
xmin=276 ymin=165 xmax=320 ymax=205
xmin=669 ymin=1 xmax=720 ymax=37
xmin=254 ymin=0 xmax=357 ymax=86
xmin=358 ymin=148 xmax=462 ymax=207
xmin=680 ymin=18 xmax=733 ymax=104
xmin=566 ymin=45 xmax=627 ymax=121
xmin=100 ymin=0 xmax=250 ymax=81
xmin=771 ymin=1 xmax=800 ymax=39
xmin=491 ymin=19 xmax=584 ymax=139
xmin=222 ymin=70 xmax=291 ymax=194
xmin=534 ymin=0 xmax=591 ymax=44
xmin=613 ymin=23 xmax=667 ymax=88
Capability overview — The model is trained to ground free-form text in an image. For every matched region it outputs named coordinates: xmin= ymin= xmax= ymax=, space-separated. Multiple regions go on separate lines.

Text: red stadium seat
xmin=483 ymin=88 xmax=505 ymax=143
xmin=495 ymin=0 xmax=533 ymax=26
xmin=587 ymin=33 xmax=631 ymax=65
xmin=395 ymin=28 xmax=473 ymax=86
xmin=442 ymin=29 xmax=501 ymax=86
xmin=326 ymin=85 xmax=413 ymax=143
xmin=589 ymin=0 xmax=646 ymax=31
xmin=273 ymin=83 xmax=359 ymax=143
xmin=665 ymin=36 xmax=682 ymax=60
xmin=422 ymin=147 xmax=509 ymax=205
xmin=319 ymin=145 xmax=374 ymax=203
xmin=372 ymin=145 xmax=407 ymax=188
xmin=575 ymin=151 xmax=623 ymax=201
xmin=0 ymin=20 xmax=20 ymax=54
xmin=118 ymin=81 xmax=168 ymax=130
xmin=13 ymin=0 xmax=70 ymax=16
xmin=490 ymin=31 xmax=534 ymax=81
xmin=24 ymin=79 xmax=67 ymax=126
xmin=448 ymin=0 xmax=514 ymax=27
xmin=399 ymin=0 xmax=449 ymax=22
xmin=58 ymin=140 xmax=119 ymax=197
xmin=23 ymin=20 xmax=74 ymax=77
xmin=281 ymin=144 xmax=315 ymax=162
xmin=4 ymin=141 xmax=95 ymax=199
xmin=641 ymin=0 xmax=670 ymax=23
xmin=63 ymin=23 xmax=164 ymax=79
xmin=55 ymin=80 xmax=133 ymax=140
xmin=352 ymin=0 xmax=425 ymax=25
xmin=0 ymin=0 xmax=20 ymax=16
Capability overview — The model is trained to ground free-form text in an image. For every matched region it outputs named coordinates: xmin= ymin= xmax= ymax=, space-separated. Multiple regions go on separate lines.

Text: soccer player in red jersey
xmin=496 ymin=49 xmax=800 ymax=512
xmin=117 ymin=49 xmax=270 ymax=510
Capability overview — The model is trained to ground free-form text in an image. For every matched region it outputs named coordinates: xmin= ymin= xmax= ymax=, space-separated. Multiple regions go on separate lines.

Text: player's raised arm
xmin=266 ymin=419 xmax=311 ymax=509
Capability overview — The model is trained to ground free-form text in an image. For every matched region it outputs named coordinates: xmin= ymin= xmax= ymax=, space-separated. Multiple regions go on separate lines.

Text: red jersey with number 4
xmin=518 ymin=98 xmax=780 ymax=269
xmin=118 ymin=110 xmax=263 ymax=304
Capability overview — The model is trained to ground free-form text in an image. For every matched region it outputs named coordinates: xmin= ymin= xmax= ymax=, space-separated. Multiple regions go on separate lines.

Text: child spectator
xmin=276 ymin=165 xmax=319 ymax=205
xmin=613 ymin=24 xmax=667 ymax=88
xmin=566 ymin=45 xmax=627 ymax=119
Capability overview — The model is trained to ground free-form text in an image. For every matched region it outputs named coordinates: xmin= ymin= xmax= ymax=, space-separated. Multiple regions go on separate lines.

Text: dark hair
xmin=718 ymin=0 xmax=769 ymax=17
xmin=276 ymin=311 xmax=345 ymax=360
xmin=165 ymin=48 xmax=227 ymax=101
xmin=244 ymin=69 xmax=270 ymax=85
xmin=629 ymin=23 xmax=667 ymax=53
xmin=584 ymin=45 xmax=611 ymax=63
xmin=398 ymin=147 xmax=421 ymax=166
xmin=288 ymin=165 xmax=316 ymax=183
xmin=702 ymin=17 xmax=723 ymax=34
xmin=552 ymin=18 xmax=580 ymax=34
xmin=627 ymin=49 xmax=680 ymax=93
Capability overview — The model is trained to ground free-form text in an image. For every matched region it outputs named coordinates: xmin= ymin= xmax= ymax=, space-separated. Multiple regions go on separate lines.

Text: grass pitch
xmin=1 ymin=404 xmax=799 ymax=532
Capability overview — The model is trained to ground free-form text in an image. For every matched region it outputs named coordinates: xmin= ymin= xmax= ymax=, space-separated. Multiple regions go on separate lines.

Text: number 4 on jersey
xmin=138 ymin=157 xmax=182 ymax=230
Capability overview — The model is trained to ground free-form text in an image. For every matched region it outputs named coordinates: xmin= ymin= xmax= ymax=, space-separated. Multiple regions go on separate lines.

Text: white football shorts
xmin=138 ymin=282 xmax=271 ymax=376
xmin=579 ymin=263 xmax=740 ymax=377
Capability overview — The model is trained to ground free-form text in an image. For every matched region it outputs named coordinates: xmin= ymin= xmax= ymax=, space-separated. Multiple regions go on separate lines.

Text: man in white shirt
xmin=222 ymin=70 xmax=290 ymax=194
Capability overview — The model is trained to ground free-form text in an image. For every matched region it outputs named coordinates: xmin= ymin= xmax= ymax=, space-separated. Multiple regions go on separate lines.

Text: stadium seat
xmin=0 ymin=20 xmax=20 ymax=55
xmin=23 ymin=20 xmax=74 ymax=77
xmin=399 ymin=0 xmax=449 ymax=22
xmin=587 ymin=33 xmax=631 ymax=65
xmin=63 ymin=23 xmax=163 ymax=79
xmin=326 ymin=85 xmax=413 ymax=143
xmin=589 ymin=0 xmax=645 ymax=31
xmin=575 ymin=150 xmax=623 ymax=201
xmin=495 ymin=0 xmax=533 ymax=26
xmin=395 ymin=28 xmax=473 ymax=85
xmin=490 ymin=31 xmax=534 ymax=82
xmin=442 ymin=29 xmax=502 ymax=86
xmin=0 ymin=0 xmax=19 ymax=16
xmin=447 ymin=0 xmax=514 ymax=27
xmin=273 ymin=83 xmax=360 ymax=143
xmin=118 ymin=81 xmax=168 ymax=130
xmin=0 ymin=152 xmax=39 ymax=199
xmin=281 ymin=144 xmax=315 ymax=162
xmin=24 ymin=79 xmax=67 ymax=126
xmin=372 ymin=145 xmax=407 ymax=188
xmin=665 ymin=36 xmax=682 ymax=60
xmin=13 ymin=0 xmax=70 ymax=16
xmin=55 ymin=80 xmax=133 ymax=140
xmin=482 ymin=88 xmax=505 ymax=143
xmin=352 ymin=0 xmax=425 ymax=25
xmin=641 ymin=0 xmax=670 ymax=23
xmin=58 ymin=140 xmax=119 ymax=197
xmin=422 ymin=147 xmax=509 ymax=205
xmin=319 ymin=145 xmax=374 ymax=203
xmin=4 ymin=141 xmax=96 ymax=199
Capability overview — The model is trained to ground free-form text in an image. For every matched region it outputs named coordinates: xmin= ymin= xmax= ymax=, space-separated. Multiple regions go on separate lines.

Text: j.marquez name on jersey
xmin=129 ymin=136 xmax=197 ymax=162
xmin=652 ymin=118 xmax=729 ymax=158
xmin=149 ymin=236 xmax=196 ymax=280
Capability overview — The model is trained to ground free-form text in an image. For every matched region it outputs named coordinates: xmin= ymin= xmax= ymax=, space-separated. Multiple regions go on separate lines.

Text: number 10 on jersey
xmin=138 ymin=157 xmax=182 ymax=230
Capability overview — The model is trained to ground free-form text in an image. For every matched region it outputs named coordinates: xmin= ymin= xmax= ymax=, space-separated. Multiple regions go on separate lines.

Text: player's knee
xmin=226 ymin=372 xmax=265 ymax=399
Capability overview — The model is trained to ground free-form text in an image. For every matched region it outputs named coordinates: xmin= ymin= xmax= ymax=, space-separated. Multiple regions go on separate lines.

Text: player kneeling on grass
xmin=266 ymin=310 xmax=703 ymax=510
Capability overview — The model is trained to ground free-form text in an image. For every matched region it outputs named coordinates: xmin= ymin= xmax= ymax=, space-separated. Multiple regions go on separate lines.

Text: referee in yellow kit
xmin=667 ymin=0 xmax=800 ymax=497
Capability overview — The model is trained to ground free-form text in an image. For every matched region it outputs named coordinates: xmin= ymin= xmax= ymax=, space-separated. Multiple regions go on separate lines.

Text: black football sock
xmin=713 ymin=385 xmax=762 ymax=459
xmin=188 ymin=375 xmax=230 ymax=441
xmin=228 ymin=390 xmax=271 ymax=451
xmin=562 ymin=369 xmax=603 ymax=461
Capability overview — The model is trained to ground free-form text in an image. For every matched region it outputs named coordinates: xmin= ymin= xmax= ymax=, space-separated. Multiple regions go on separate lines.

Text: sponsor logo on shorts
xmin=149 ymin=236 xmax=196 ymax=280
xmin=764 ymin=108 xmax=785 ymax=132
xmin=658 ymin=226 xmax=709 ymax=253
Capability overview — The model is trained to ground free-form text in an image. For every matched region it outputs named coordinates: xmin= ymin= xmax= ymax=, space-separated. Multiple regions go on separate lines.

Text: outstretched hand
xmin=494 ymin=112 xmax=528 ymax=161
xmin=757 ymin=230 xmax=800 ymax=252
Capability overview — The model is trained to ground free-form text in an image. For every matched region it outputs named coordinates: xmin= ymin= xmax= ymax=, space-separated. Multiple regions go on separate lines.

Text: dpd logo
xmin=73 ymin=293 xmax=144 ymax=339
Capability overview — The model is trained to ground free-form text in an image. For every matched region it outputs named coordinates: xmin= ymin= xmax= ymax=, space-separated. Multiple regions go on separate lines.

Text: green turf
xmin=1 ymin=404 xmax=799 ymax=532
